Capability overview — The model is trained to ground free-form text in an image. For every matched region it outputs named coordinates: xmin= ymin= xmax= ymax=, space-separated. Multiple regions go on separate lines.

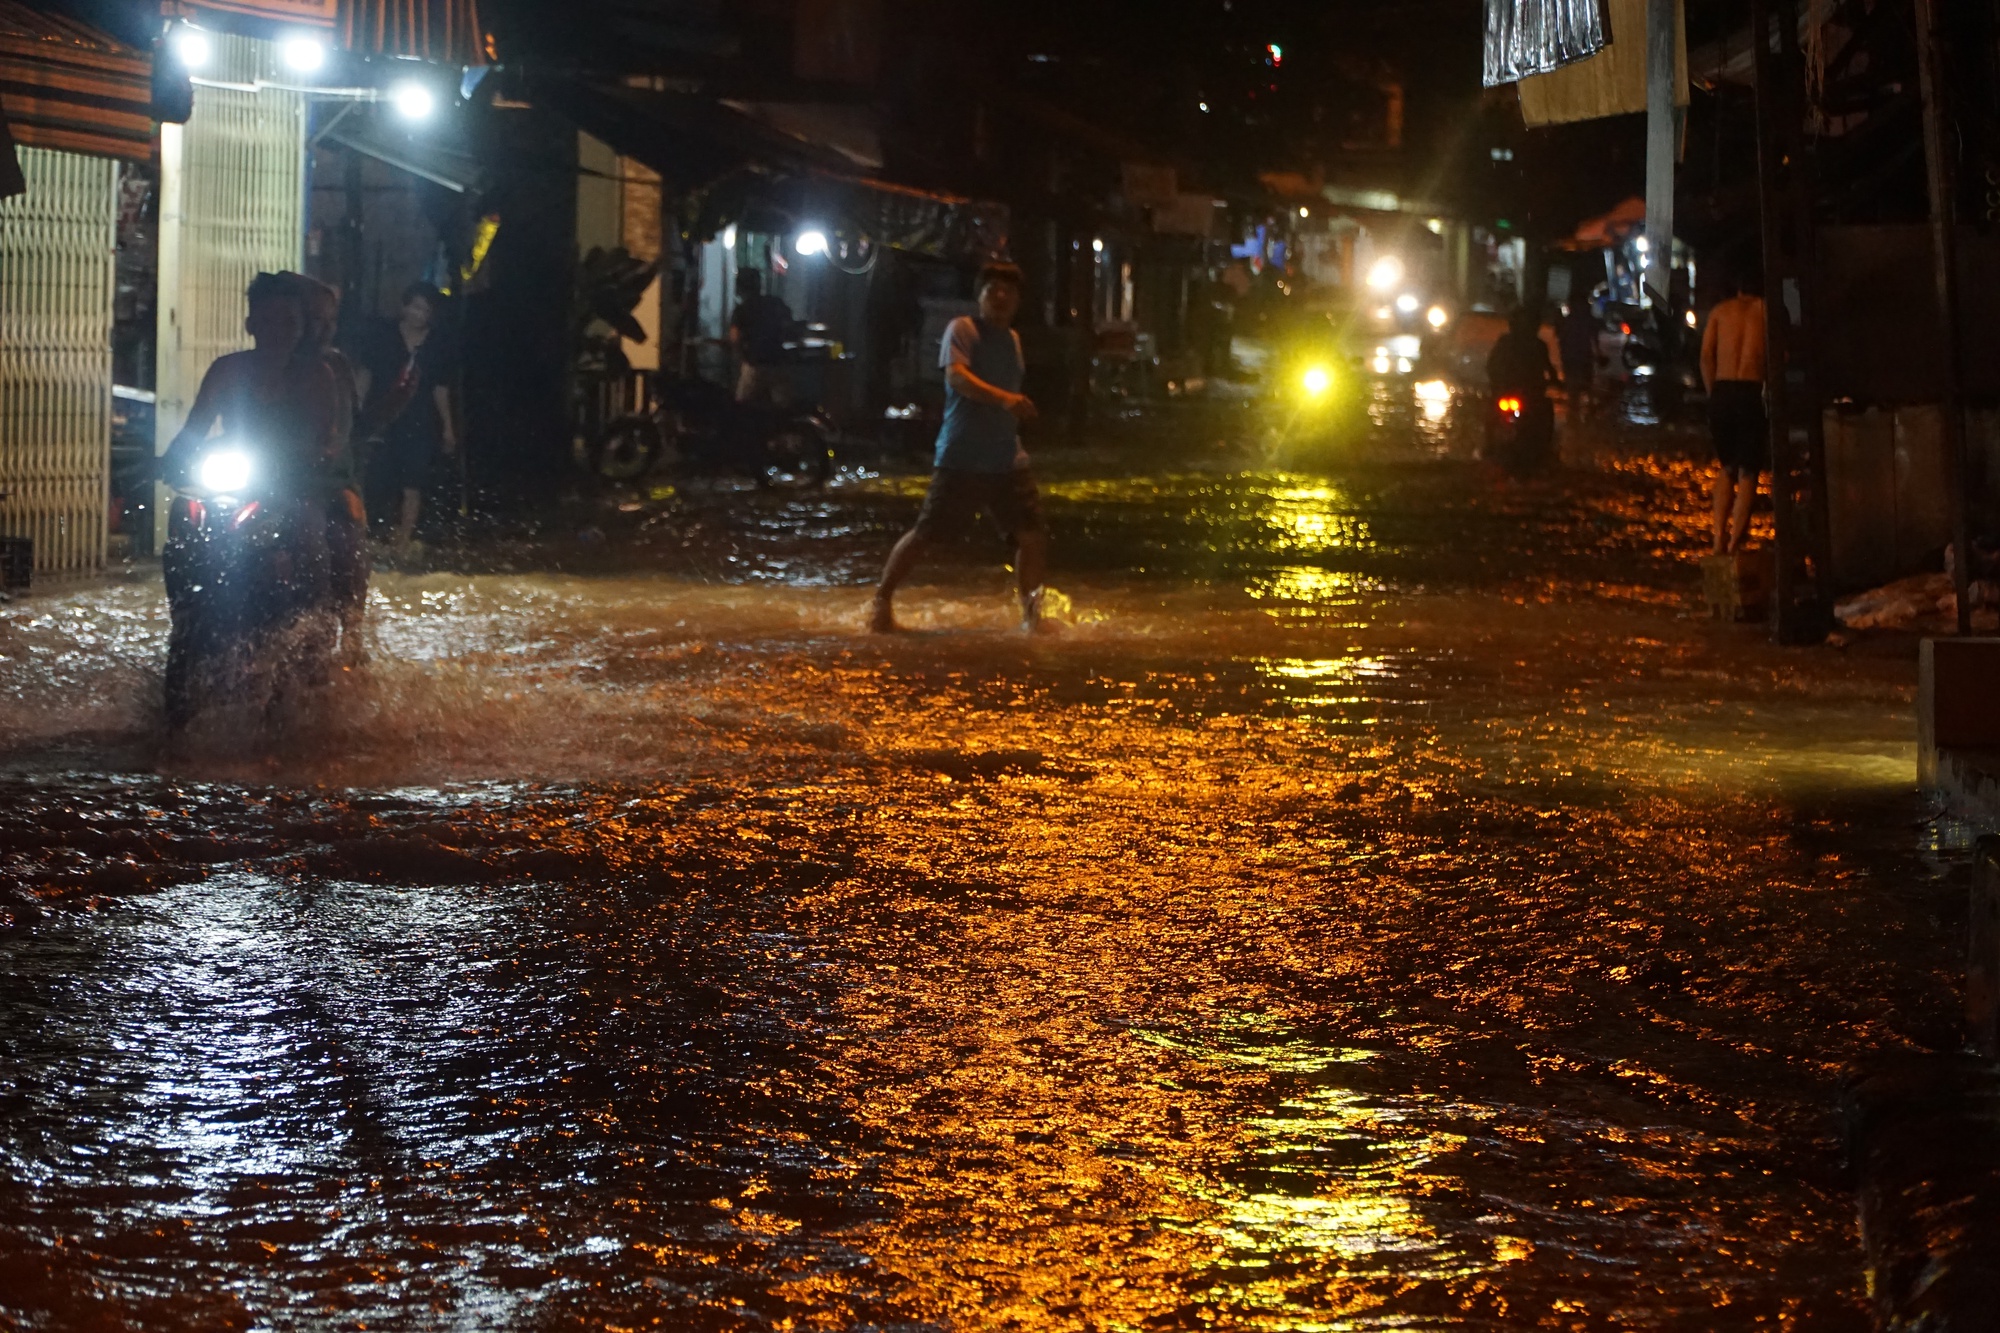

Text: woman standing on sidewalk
xmin=356 ymin=283 xmax=458 ymax=561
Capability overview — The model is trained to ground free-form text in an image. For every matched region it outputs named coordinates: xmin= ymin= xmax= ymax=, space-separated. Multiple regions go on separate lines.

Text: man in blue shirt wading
xmin=871 ymin=262 xmax=1052 ymax=634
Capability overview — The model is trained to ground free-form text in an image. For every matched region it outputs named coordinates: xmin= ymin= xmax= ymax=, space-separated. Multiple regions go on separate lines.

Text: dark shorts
xmin=913 ymin=467 xmax=1045 ymax=544
xmin=1710 ymin=380 xmax=1769 ymax=475
xmin=370 ymin=430 xmax=436 ymax=495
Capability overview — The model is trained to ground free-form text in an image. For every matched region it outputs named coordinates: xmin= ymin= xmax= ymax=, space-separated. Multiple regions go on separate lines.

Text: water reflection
xmin=0 ymin=409 xmax=1955 ymax=1329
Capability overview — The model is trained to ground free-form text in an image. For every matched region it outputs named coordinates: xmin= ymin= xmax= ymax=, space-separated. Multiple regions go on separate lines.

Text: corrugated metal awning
xmin=0 ymin=2 xmax=152 ymax=162
xmin=323 ymin=104 xmax=483 ymax=192
xmin=164 ymin=0 xmax=487 ymax=66
xmin=540 ymin=78 xmax=1008 ymax=262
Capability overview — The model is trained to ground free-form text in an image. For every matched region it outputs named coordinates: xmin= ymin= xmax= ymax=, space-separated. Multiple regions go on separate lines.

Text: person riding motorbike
xmin=1484 ymin=306 xmax=1558 ymax=473
xmin=159 ymin=273 xmax=339 ymax=727
xmin=162 ymin=273 xmax=337 ymax=540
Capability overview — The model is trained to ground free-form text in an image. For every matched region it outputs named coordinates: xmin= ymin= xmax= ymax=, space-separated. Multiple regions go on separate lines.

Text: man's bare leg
xmin=1727 ymin=470 xmax=1758 ymax=553
xmin=1710 ymin=468 xmax=1736 ymax=555
xmin=392 ymin=487 xmax=422 ymax=549
xmin=1015 ymin=528 xmax=1051 ymax=631
xmin=871 ymin=529 xmax=927 ymax=632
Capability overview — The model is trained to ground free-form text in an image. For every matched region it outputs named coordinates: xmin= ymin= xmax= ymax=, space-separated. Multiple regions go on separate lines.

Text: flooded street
xmin=0 ymin=398 xmax=1969 ymax=1330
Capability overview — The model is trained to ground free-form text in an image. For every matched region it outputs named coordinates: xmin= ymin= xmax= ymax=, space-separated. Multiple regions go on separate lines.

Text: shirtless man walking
xmin=871 ymin=262 xmax=1052 ymax=634
xmin=1699 ymin=272 xmax=1769 ymax=554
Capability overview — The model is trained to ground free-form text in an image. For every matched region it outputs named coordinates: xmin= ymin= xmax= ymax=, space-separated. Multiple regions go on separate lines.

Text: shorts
xmin=913 ymin=468 xmax=1045 ymax=544
xmin=369 ymin=430 xmax=437 ymax=495
xmin=1710 ymin=380 xmax=1769 ymax=475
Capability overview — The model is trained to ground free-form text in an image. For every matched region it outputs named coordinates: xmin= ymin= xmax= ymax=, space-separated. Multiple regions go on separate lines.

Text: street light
xmin=280 ymin=35 xmax=325 ymax=74
xmin=172 ymin=27 xmax=212 ymax=70
xmin=389 ymin=81 xmax=436 ymax=121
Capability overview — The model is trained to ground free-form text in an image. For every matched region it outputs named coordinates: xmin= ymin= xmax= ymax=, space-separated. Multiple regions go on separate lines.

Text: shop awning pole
xmin=1914 ymin=0 xmax=1975 ymax=635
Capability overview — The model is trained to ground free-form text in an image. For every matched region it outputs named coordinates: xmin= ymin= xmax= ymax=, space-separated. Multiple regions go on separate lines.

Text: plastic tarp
xmin=1518 ymin=0 xmax=1686 ymax=126
xmin=1483 ymin=0 xmax=1611 ymax=86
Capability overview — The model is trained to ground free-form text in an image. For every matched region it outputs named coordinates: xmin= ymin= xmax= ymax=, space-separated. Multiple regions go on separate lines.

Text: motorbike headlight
xmin=1301 ymin=365 xmax=1332 ymax=398
xmin=1427 ymin=305 xmax=1450 ymax=330
xmin=197 ymin=448 xmax=253 ymax=495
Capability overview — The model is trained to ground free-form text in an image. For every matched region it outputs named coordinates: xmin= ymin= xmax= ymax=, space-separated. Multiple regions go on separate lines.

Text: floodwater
xmin=0 ymin=390 xmax=1971 ymax=1330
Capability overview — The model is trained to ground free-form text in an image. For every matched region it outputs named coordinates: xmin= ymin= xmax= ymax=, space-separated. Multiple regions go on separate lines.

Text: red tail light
xmin=1497 ymin=396 xmax=1523 ymax=414
xmin=185 ymin=498 xmax=206 ymax=526
xmin=1620 ymin=322 xmax=1631 ymax=335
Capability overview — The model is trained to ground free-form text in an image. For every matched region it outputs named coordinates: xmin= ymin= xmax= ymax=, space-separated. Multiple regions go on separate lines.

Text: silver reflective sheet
xmin=1483 ymin=0 xmax=1611 ymax=85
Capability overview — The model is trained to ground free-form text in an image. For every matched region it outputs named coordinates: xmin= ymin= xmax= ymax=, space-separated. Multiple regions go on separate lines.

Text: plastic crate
xmin=0 ymin=536 xmax=31 ymax=591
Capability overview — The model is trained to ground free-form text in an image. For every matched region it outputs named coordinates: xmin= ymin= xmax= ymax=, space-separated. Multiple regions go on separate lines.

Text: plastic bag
xmin=1484 ymin=0 xmax=1611 ymax=86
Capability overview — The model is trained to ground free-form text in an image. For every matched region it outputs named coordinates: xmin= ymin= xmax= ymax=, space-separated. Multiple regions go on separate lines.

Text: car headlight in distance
xmin=197 ymin=449 xmax=253 ymax=495
xmin=1395 ymin=292 xmax=1420 ymax=314
xmin=1301 ymin=365 xmax=1332 ymax=397
xmin=1427 ymin=305 xmax=1449 ymax=330
xmin=1366 ymin=256 xmax=1404 ymax=292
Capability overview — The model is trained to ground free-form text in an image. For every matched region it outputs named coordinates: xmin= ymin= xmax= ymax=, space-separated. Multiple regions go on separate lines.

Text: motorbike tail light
xmin=231 ymin=500 xmax=262 ymax=528
xmin=1620 ymin=322 xmax=1631 ymax=336
xmin=1498 ymin=396 xmax=1523 ymax=414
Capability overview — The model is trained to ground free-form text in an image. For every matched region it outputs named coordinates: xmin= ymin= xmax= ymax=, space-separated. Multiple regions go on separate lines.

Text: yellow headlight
xmin=1301 ymin=365 xmax=1332 ymax=397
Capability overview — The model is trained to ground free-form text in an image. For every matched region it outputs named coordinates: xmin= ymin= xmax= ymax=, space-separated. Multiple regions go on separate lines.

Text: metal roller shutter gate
xmin=0 ymin=145 xmax=118 ymax=577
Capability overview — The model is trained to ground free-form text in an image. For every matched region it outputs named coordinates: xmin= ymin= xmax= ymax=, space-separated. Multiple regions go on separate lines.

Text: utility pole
xmin=1913 ymin=0 xmax=1976 ymax=635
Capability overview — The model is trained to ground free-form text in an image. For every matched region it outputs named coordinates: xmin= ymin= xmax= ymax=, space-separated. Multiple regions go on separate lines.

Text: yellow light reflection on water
xmin=1132 ymin=1020 xmax=1488 ymax=1329
xmin=1246 ymin=567 xmax=1385 ymax=609
xmin=1264 ymin=487 xmax=1374 ymax=557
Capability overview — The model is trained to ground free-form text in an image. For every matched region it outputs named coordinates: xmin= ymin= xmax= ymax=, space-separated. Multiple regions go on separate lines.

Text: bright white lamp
xmin=173 ymin=28 xmax=212 ymax=70
xmin=389 ymin=81 xmax=436 ymax=121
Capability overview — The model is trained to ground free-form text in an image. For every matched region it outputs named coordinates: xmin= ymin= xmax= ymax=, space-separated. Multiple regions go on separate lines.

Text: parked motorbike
xmin=1485 ymin=388 xmax=1556 ymax=477
xmin=588 ymin=375 xmax=835 ymax=489
xmin=162 ymin=441 xmax=338 ymax=732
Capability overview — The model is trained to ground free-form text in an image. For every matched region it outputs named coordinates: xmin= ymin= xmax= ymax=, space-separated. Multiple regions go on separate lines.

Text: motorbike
xmin=161 ymin=441 xmax=339 ymax=732
xmin=587 ymin=373 xmax=835 ymax=489
xmin=1485 ymin=387 xmax=1556 ymax=477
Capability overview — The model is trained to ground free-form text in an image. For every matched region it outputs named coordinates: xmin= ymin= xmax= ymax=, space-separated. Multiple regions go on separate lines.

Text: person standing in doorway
xmin=1699 ymin=272 xmax=1769 ymax=554
xmin=729 ymin=269 xmax=796 ymax=405
xmin=357 ymin=283 xmax=458 ymax=559
xmin=871 ymin=262 xmax=1052 ymax=635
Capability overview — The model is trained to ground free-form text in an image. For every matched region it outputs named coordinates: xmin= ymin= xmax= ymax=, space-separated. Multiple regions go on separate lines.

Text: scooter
xmin=590 ymin=376 xmax=835 ymax=489
xmin=1486 ymin=388 xmax=1556 ymax=477
xmin=162 ymin=441 xmax=338 ymax=732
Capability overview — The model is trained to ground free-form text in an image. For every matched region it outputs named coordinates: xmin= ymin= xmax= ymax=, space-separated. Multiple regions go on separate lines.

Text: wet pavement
xmin=0 ymin=386 xmax=1976 ymax=1329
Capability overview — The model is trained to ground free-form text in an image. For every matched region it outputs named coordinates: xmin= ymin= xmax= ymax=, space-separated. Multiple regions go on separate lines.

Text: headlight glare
xmin=197 ymin=449 xmax=253 ymax=495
